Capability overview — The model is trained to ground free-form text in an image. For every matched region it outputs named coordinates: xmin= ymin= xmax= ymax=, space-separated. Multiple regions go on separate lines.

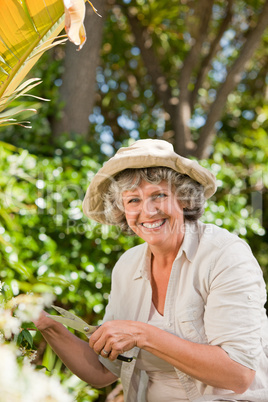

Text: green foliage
xmin=87 ymin=0 xmax=268 ymax=153
xmin=17 ymin=329 xmax=34 ymax=349
xmin=0 ymin=139 xmax=142 ymax=315
xmin=0 ymin=138 xmax=142 ymax=400
xmin=0 ymin=288 xmax=75 ymax=400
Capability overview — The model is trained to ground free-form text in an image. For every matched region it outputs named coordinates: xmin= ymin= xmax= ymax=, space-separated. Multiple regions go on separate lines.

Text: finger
xmin=108 ymin=343 xmax=124 ymax=361
xmin=90 ymin=339 xmax=105 ymax=355
xmin=109 ymin=349 xmax=124 ymax=361
xmin=98 ymin=337 xmax=113 ymax=357
xmin=100 ymin=347 xmax=111 ymax=358
xmin=89 ymin=326 xmax=103 ymax=349
xmin=89 ymin=332 xmax=110 ymax=356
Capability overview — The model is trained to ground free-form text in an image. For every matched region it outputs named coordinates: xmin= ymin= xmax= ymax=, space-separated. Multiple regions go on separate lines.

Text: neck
xmin=149 ymin=231 xmax=185 ymax=268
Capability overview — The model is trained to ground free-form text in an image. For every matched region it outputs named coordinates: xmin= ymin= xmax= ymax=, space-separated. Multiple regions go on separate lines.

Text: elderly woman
xmin=35 ymin=139 xmax=268 ymax=402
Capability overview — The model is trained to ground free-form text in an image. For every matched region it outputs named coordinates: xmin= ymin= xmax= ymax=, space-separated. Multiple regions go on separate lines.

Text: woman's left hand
xmin=89 ymin=320 xmax=141 ymax=360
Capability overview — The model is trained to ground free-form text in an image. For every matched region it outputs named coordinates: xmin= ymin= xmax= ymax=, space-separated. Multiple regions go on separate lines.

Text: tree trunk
xmin=194 ymin=0 xmax=268 ymax=159
xmin=122 ymin=0 xmax=268 ymax=159
xmin=52 ymin=0 xmax=108 ymax=138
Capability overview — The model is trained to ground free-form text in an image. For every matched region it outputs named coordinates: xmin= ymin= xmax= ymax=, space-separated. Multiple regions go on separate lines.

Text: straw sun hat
xmin=82 ymin=139 xmax=217 ymax=224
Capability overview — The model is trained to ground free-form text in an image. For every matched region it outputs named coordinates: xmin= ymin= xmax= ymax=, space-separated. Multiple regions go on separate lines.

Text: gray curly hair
xmin=103 ymin=167 xmax=205 ymax=234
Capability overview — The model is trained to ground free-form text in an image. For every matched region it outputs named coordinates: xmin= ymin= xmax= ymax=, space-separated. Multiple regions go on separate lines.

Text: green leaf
xmin=17 ymin=329 xmax=33 ymax=348
xmin=21 ymin=322 xmax=37 ymax=330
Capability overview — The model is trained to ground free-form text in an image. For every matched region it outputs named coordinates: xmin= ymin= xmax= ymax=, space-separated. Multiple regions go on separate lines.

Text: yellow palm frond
xmin=0 ymin=0 xmax=100 ymax=128
xmin=0 ymin=0 xmax=66 ymax=101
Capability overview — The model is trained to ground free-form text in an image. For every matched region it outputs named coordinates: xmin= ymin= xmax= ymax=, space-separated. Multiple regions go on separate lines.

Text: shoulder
xmin=197 ymin=221 xmax=251 ymax=255
xmin=196 ymin=222 xmax=263 ymax=284
xmin=114 ymin=242 xmax=147 ymax=265
xmin=116 ymin=242 xmax=147 ymax=260
xmin=194 ymin=221 xmax=262 ymax=278
xmin=198 ymin=221 xmax=238 ymax=243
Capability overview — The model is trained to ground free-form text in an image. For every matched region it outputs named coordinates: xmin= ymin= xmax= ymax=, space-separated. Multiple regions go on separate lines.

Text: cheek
xmin=125 ymin=211 xmax=138 ymax=227
xmin=172 ymin=197 xmax=184 ymax=212
xmin=161 ymin=199 xmax=183 ymax=215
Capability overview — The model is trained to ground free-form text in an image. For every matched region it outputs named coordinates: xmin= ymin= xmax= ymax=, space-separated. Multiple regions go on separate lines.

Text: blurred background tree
xmin=0 ymin=0 xmax=267 ymax=400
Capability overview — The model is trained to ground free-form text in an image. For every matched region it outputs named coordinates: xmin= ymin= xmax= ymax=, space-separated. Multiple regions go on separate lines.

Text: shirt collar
xmin=133 ymin=243 xmax=151 ymax=280
xmin=178 ymin=221 xmax=200 ymax=263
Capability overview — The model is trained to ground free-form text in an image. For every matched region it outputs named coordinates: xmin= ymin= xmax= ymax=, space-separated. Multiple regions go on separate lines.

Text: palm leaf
xmin=0 ymin=0 xmax=99 ymax=128
xmin=0 ymin=0 xmax=67 ymax=100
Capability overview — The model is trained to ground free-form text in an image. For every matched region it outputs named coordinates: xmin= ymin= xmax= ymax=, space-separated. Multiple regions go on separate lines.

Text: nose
xmin=141 ymin=198 xmax=159 ymax=217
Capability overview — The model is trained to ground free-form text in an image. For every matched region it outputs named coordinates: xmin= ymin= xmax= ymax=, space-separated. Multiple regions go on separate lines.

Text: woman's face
xmin=122 ymin=179 xmax=184 ymax=252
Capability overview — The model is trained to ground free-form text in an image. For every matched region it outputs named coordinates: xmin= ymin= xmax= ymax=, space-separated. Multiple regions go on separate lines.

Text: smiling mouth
xmin=141 ymin=219 xmax=166 ymax=229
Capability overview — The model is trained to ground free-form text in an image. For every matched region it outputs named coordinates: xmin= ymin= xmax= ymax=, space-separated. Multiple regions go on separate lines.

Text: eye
xmin=154 ymin=193 xmax=167 ymax=200
xmin=128 ymin=197 xmax=140 ymax=204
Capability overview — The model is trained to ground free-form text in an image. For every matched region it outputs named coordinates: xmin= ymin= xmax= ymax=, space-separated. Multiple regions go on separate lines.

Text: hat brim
xmin=82 ymin=141 xmax=217 ymax=224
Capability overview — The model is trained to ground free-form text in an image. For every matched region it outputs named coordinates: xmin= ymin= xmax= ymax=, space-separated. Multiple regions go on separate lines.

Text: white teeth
xmin=142 ymin=220 xmax=165 ymax=229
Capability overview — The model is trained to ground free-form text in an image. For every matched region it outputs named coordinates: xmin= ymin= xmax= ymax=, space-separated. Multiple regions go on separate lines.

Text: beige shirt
xmin=99 ymin=221 xmax=268 ymax=402
xmin=136 ymin=302 xmax=189 ymax=401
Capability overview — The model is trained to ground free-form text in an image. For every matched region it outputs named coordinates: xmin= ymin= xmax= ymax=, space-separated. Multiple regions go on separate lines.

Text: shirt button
xmin=168 ymin=322 xmax=172 ymax=327
xmin=248 ymin=294 xmax=252 ymax=300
